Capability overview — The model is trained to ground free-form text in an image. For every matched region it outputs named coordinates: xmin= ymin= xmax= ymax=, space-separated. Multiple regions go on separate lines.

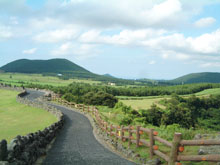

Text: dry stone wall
xmin=0 ymin=89 xmax=64 ymax=165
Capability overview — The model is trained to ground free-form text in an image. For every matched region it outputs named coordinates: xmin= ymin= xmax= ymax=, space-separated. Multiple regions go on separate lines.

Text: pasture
xmin=118 ymin=88 xmax=220 ymax=110
xmin=0 ymin=89 xmax=57 ymax=142
xmin=0 ymin=73 xmax=101 ymax=87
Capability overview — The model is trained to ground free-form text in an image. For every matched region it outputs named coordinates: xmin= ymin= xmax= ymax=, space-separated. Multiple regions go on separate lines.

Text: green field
xmin=119 ymin=88 xmax=220 ymax=110
xmin=0 ymin=73 xmax=101 ymax=86
xmin=0 ymin=89 xmax=58 ymax=142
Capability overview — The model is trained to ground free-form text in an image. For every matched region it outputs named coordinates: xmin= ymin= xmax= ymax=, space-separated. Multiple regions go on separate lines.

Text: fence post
xmin=83 ymin=105 xmax=85 ymax=112
xmin=88 ymin=106 xmax=89 ymax=112
xmin=110 ymin=124 xmax=113 ymax=136
xmin=92 ymin=106 xmax=95 ymax=115
xmin=169 ymin=133 xmax=182 ymax=165
xmin=128 ymin=126 xmax=132 ymax=147
xmin=116 ymin=126 xmax=119 ymax=140
xmin=105 ymin=122 xmax=108 ymax=132
xmin=136 ymin=126 xmax=140 ymax=147
xmin=149 ymin=128 xmax=155 ymax=159
xmin=121 ymin=125 xmax=124 ymax=142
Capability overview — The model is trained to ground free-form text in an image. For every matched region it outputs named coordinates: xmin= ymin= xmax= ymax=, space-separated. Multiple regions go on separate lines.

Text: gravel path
xmin=25 ymin=90 xmax=135 ymax=165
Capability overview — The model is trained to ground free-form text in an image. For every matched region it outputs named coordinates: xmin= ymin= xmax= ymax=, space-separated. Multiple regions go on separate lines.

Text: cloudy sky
xmin=0 ymin=0 xmax=220 ymax=79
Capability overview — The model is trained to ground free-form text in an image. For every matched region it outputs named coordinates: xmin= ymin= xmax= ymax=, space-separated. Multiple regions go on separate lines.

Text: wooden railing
xmin=52 ymin=96 xmax=220 ymax=165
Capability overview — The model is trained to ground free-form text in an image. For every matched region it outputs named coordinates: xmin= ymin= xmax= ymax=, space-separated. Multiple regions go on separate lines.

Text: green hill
xmin=169 ymin=72 xmax=220 ymax=84
xmin=0 ymin=59 xmax=98 ymax=78
xmin=0 ymin=59 xmax=139 ymax=85
xmin=1 ymin=58 xmax=88 ymax=73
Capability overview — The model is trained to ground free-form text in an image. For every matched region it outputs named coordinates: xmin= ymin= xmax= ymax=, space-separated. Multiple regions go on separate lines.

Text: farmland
xmin=119 ymin=88 xmax=220 ymax=110
xmin=0 ymin=89 xmax=57 ymax=142
xmin=0 ymin=73 xmax=101 ymax=87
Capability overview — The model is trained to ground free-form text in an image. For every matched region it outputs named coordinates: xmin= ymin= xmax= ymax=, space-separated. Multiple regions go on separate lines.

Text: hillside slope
xmin=0 ymin=59 xmax=135 ymax=84
xmin=169 ymin=72 xmax=220 ymax=84
xmin=0 ymin=59 xmax=89 ymax=73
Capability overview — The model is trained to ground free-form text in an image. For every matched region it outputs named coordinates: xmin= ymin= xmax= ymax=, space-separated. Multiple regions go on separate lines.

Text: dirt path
xmin=25 ymin=90 xmax=135 ymax=165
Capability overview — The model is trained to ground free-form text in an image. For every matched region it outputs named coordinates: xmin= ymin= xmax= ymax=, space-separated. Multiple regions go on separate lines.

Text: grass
xmin=194 ymin=88 xmax=220 ymax=96
xmin=0 ymin=89 xmax=58 ymax=142
xmin=0 ymin=72 xmax=101 ymax=87
xmin=119 ymin=88 xmax=220 ymax=110
xmin=120 ymin=97 xmax=165 ymax=110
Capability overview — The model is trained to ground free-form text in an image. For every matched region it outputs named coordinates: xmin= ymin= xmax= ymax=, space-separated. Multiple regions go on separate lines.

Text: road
xmin=24 ymin=90 xmax=135 ymax=165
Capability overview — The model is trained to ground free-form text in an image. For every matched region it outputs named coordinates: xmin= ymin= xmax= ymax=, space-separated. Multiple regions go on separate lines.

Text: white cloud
xmin=10 ymin=17 xmax=19 ymax=25
xmin=141 ymin=0 xmax=182 ymax=24
xmin=187 ymin=29 xmax=220 ymax=54
xmin=200 ymin=62 xmax=220 ymax=68
xmin=51 ymin=42 xmax=98 ymax=60
xmin=194 ymin=17 xmax=216 ymax=28
xmin=80 ymin=29 xmax=166 ymax=45
xmin=149 ymin=60 xmax=156 ymax=65
xmin=80 ymin=27 xmax=220 ymax=63
xmin=33 ymin=28 xmax=79 ymax=43
xmin=0 ymin=25 xmax=13 ymax=39
xmin=42 ymin=0 xmax=196 ymax=29
xmin=22 ymin=48 xmax=37 ymax=54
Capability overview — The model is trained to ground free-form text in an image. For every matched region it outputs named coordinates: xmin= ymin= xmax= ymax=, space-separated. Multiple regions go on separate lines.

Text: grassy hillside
xmin=169 ymin=72 xmax=220 ymax=84
xmin=0 ymin=89 xmax=57 ymax=142
xmin=0 ymin=59 xmax=151 ymax=85
xmin=0 ymin=58 xmax=89 ymax=74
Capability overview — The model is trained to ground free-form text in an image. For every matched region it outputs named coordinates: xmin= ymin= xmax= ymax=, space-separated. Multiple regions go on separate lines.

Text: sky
xmin=0 ymin=0 xmax=220 ymax=80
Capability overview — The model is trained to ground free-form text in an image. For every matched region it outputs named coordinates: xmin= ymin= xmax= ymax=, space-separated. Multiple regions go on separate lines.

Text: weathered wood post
xmin=88 ymin=106 xmax=90 ymax=113
xmin=136 ymin=126 xmax=140 ymax=147
xmin=83 ymin=105 xmax=85 ymax=112
xmin=92 ymin=106 xmax=95 ymax=115
xmin=128 ymin=126 xmax=132 ymax=147
xmin=0 ymin=140 xmax=8 ymax=161
xmin=149 ymin=128 xmax=155 ymax=159
xmin=105 ymin=122 xmax=108 ymax=132
xmin=169 ymin=133 xmax=182 ymax=165
xmin=110 ymin=124 xmax=113 ymax=136
xmin=116 ymin=126 xmax=119 ymax=140
xmin=121 ymin=125 xmax=124 ymax=142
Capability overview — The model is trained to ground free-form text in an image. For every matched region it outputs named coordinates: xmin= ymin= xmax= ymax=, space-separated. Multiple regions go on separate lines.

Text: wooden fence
xmin=52 ymin=96 xmax=220 ymax=165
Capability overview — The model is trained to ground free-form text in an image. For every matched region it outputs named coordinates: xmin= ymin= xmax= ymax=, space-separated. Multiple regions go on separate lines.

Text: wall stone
xmin=0 ymin=89 xmax=64 ymax=165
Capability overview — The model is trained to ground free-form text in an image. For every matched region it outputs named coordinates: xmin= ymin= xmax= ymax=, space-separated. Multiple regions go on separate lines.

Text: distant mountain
xmin=0 ymin=59 xmax=138 ymax=85
xmin=169 ymin=72 xmax=220 ymax=84
xmin=103 ymin=74 xmax=115 ymax=78
xmin=0 ymin=59 xmax=97 ymax=78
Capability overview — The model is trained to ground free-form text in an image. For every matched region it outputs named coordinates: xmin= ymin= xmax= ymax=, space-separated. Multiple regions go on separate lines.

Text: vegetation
xmin=52 ymin=82 xmax=220 ymax=97
xmin=98 ymin=102 xmax=215 ymax=141
xmin=0 ymin=72 xmax=101 ymax=87
xmin=0 ymin=59 xmax=153 ymax=85
xmin=110 ymin=94 xmax=220 ymax=130
xmin=63 ymin=90 xmax=118 ymax=108
xmin=169 ymin=72 xmax=220 ymax=84
xmin=0 ymin=58 xmax=90 ymax=75
xmin=0 ymin=89 xmax=57 ymax=142
xmin=119 ymin=96 xmax=165 ymax=110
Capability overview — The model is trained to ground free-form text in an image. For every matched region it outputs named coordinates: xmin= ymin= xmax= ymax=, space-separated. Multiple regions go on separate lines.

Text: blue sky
xmin=0 ymin=0 xmax=220 ymax=79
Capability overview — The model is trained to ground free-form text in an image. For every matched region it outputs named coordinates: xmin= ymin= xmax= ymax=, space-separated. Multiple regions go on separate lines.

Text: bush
xmin=83 ymin=91 xmax=118 ymax=108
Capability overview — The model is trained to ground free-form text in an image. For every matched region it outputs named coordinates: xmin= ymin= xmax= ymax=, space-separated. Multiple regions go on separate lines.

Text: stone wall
xmin=0 ymin=83 xmax=24 ymax=92
xmin=0 ymin=90 xmax=64 ymax=165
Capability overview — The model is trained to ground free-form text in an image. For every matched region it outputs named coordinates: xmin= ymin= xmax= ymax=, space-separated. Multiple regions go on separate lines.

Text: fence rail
xmin=52 ymin=96 xmax=220 ymax=165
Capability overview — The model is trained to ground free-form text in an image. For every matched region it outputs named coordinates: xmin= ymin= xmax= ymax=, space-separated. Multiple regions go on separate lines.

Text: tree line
xmin=118 ymin=94 xmax=220 ymax=131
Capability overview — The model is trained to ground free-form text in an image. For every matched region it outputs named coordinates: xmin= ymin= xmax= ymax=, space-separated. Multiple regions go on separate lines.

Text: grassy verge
xmin=0 ymin=89 xmax=58 ymax=142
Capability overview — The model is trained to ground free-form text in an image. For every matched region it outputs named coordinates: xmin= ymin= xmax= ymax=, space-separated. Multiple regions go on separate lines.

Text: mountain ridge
xmin=168 ymin=72 xmax=220 ymax=84
xmin=1 ymin=59 xmax=220 ymax=84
